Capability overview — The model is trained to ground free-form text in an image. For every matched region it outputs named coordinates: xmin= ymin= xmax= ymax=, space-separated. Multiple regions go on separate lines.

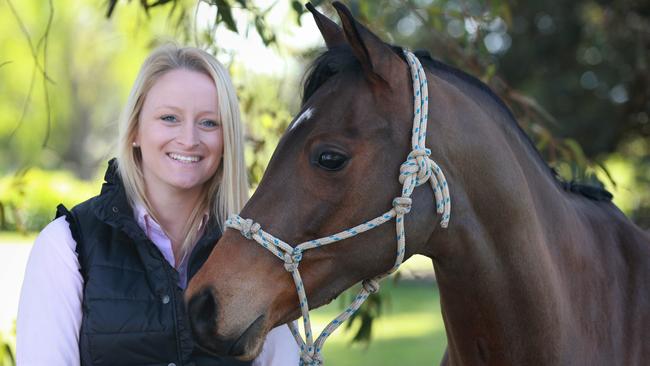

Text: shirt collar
xmin=133 ymin=201 xmax=209 ymax=239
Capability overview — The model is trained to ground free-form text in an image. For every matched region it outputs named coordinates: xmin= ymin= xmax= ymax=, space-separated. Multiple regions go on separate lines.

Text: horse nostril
xmin=188 ymin=289 xmax=218 ymax=339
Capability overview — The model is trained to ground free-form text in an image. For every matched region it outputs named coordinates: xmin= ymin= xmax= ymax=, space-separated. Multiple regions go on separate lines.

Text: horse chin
xmin=194 ymin=314 xmax=266 ymax=361
xmin=230 ymin=314 xmax=267 ymax=359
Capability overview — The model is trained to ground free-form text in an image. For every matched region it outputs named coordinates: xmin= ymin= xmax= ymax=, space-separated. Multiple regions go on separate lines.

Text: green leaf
xmin=291 ymin=0 xmax=304 ymax=25
xmin=536 ymin=134 xmax=549 ymax=153
xmin=254 ymin=15 xmax=275 ymax=46
xmin=339 ymin=288 xmax=387 ymax=344
xmin=106 ymin=0 xmax=118 ymax=18
xmin=215 ymin=0 xmax=238 ymax=33
xmin=1 ymin=336 xmax=15 ymax=366
xmin=351 ymin=312 xmax=372 ymax=343
xmin=594 ymin=160 xmax=617 ymax=188
xmin=564 ymin=138 xmax=588 ymax=168
xmin=482 ymin=64 xmax=497 ymax=83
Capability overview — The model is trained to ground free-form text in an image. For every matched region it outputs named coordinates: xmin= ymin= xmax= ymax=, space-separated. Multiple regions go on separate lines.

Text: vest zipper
xmin=162 ymin=259 xmax=185 ymax=366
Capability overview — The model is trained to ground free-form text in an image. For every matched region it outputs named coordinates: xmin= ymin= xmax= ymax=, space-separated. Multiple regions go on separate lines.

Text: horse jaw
xmin=185 ymin=231 xmax=287 ymax=359
xmin=185 ymin=220 xmax=394 ymax=359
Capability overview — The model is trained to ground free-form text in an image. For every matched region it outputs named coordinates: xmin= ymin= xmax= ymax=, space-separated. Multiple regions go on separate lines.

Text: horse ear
xmin=306 ymin=2 xmax=346 ymax=49
xmin=332 ymin=1 xmax=403 ymax=87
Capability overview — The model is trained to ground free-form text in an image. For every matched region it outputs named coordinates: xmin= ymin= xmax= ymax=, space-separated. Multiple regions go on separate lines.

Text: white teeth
xmin=168 ymin=153 xmax=200 ymax=163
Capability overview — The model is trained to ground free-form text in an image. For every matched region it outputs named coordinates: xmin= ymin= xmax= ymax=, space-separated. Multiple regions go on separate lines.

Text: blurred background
xmin=1 ymin=0 xmax=648 ymax=364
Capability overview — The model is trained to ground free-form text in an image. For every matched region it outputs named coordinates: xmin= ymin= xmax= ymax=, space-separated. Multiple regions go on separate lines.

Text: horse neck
xmin=421 ymin=70 xmax=571 ymax=255
xmin=420 ymin=73 xmax=583 ymax=364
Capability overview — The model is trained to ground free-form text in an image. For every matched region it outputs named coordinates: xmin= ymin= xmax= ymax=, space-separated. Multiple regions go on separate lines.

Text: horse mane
xmin=301 ymin=46 xmax=613 ymax=202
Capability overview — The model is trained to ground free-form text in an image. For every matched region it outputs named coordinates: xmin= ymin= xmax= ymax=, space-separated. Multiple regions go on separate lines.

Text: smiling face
xmin=135 ymin=68 xmax=223 ymax=198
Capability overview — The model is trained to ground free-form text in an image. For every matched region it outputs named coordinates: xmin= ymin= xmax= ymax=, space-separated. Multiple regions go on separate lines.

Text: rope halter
xmin=225 ymin=50 xmax=451 ymax=366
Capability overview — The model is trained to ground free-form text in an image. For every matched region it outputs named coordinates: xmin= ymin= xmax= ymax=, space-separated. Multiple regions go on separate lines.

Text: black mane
xmin=301 ymin=45 xmax=613 ymax=202
xmin=302 ymin=46 xmax=362 ymax=104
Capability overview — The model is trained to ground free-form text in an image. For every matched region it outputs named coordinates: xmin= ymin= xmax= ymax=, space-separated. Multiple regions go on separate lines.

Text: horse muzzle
xmin=187 ymin=288 xmax=266 ymax=359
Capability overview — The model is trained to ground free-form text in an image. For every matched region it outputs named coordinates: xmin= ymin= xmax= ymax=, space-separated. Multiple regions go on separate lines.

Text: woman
xmin=16 ymin=44 xmax=299 ymax=365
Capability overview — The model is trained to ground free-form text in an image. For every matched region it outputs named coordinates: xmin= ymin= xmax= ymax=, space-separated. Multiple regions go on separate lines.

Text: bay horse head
xmin=187 ymin=1 xmax=444 ymax=360
xmin=186 ymin=2 xmax=650 ymax=365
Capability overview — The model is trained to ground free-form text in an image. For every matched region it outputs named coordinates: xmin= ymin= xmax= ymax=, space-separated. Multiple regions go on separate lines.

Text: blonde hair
xmin=117 ymin=44 xmax=249 ymax=256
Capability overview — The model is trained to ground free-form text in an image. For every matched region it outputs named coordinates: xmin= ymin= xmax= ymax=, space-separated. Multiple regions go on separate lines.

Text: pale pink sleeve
xmin=251 ymin=324 xmax=301 ymax=366
xmin=16 ymin=216 xmax=83 ymax=366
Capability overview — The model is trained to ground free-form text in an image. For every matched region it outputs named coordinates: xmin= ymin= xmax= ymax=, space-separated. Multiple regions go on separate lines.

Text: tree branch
xmin=40 ymin=0 xmax=55 ymax=148
xmin=6 ymin=0 xmax=55 ymax=147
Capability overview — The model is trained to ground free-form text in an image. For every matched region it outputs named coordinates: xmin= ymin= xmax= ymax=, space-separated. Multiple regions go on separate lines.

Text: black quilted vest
xmin=57 ymin=160 xmax=250 ymax=366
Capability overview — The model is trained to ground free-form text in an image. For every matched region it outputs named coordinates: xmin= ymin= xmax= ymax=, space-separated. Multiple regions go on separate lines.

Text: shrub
xmin=0 ymin=330 xmax=15 ymax=366
xmin=0 ymin=169 xmax=100 ymax=232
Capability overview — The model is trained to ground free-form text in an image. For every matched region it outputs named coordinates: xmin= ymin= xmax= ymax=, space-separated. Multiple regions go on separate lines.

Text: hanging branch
xmin=9 ymin=68 xmax=36 ymax=140
xmin=5 ymin=0 xmax=53 ymax=80
xmin=107 ymin=0 xmax=284 ymax=47
xmin=6 ymin=0 xmax=55 ymax=148
xmin=39 ymin=0 xmax=55 ymax=148
xmin=107 ymin=0 xmax=175 ymax=18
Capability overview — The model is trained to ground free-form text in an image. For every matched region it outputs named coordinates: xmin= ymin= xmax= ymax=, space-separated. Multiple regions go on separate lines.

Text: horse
xmin=185 ymin=2 xmax=650 ymax=365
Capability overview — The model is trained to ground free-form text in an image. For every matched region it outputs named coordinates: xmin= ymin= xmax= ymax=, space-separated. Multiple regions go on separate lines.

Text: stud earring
xmin=132 ymin=142 xmax=139 ymax=148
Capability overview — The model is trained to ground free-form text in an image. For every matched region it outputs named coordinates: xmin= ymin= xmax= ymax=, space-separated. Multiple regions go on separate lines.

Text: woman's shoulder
xmin=35 ymin=216 xmax=77 ymax=254
xmin=21 ymin=216 xmax=81 ymax=280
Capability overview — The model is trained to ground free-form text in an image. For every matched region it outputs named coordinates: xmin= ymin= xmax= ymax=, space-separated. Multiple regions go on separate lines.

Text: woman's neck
xmin=145 ymin=185 xmax=204 ymax=261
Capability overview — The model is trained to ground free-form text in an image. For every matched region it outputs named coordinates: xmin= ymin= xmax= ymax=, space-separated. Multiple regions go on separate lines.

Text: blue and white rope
xmin=225 ymin=49 xmax=451 ymax=365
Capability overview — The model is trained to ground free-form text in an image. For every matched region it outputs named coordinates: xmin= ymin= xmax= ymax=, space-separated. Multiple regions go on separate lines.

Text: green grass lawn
xmin=309 ymin=281 xmax=446 ymax=366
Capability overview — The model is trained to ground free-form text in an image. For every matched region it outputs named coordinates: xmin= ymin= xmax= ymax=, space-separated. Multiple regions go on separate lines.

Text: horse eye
xmin=317 ymin=151 xmax=348 ymax=171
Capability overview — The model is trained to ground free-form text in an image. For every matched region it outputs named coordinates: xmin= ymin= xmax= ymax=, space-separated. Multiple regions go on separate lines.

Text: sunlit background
xmin=1 ymin=0 xmax=649 ymax=364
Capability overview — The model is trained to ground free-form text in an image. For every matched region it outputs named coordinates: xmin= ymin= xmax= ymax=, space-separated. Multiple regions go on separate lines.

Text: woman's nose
xmin=177 ymin=121 xmax=200 ymax=147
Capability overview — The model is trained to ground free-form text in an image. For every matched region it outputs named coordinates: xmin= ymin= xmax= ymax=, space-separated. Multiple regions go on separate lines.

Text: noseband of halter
xmin=226 ymin=50 xmax=451 ymax=366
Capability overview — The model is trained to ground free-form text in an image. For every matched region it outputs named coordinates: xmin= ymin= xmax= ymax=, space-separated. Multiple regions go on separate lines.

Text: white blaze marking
xmin=289 ymin=107 xmax=314 ymax=131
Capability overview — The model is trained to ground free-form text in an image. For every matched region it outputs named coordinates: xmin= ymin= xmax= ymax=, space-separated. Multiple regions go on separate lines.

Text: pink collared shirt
xmin=133 ymin=203 xmax=194 ymax=288
xmin=17 ymin=209 xmax=299 ymax=365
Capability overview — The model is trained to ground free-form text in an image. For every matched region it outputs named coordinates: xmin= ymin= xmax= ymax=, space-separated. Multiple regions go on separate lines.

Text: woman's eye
xmin=199 ymin=119 xmax=220 ymax=128
xmin=317 ymin=151 xmax=348 ymax=171
xmin=161 ymin=115 xmax=178 ymax=122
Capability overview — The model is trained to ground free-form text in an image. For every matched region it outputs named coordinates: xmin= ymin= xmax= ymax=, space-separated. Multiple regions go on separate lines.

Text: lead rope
xmin=226 ymin=50 xmax=450 ymax=366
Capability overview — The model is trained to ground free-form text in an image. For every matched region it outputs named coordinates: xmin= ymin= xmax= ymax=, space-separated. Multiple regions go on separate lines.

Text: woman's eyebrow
xmin=154 ymin=105 xmax=183 ymax=112
xmin=154 ymin=105 xmax=218 ymax=116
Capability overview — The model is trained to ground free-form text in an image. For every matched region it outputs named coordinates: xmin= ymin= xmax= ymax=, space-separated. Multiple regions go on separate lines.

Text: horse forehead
xmin=289 ymin=107 xmax=315 ymax=131
xmin=323 ymin=78 xmax=385 ymax=116
xmin=313 ymin=71 xmax=374 ymax=104
xmin=291 ymin=72 xmax=404 ymax=135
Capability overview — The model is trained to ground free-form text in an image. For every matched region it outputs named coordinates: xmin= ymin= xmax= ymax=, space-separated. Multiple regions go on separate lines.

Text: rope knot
xmin=408 ymin=148 xmax=430 ymax=159
xmin=300 ymin=352 xmax=323 ymax=366
xmin=283 ymin=247 xmax=303 ymax=272
xmin=399 ymin=148 xmax=433 ymax=185
xmin=362 ymin=279 xmax=380 ymax=294
xmin=392 ymin=197 xmax=412 ymax=215
xmin=240 ymin=219 xmax=261 ymax=240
